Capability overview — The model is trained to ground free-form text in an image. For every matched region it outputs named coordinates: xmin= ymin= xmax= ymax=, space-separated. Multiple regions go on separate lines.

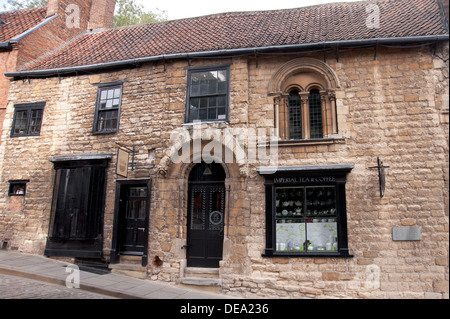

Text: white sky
xmin=0 ymin=0 xmax=364 ymax=20
xmin=138 ymin=0 xmax=364 ymax=20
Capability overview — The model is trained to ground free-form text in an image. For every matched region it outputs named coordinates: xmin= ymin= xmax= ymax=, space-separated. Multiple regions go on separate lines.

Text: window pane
xmin=207 ymin=108 xmax=217 ymax=120
xmin=97 ymin=110 xmax=118 ymax=131
xmin=199 ymin=108 xmax=207 ymax=120
xmin=217 ymin=96 xmax=226 ymax=107
xmin=114 ymin=88 xmax=121 ymax=98
xmin=209 ymin=96 xmax=217 ymax=107
xmin=288 ymin=90 xmax=302 ymax=139
xmin=309 ymin=89 xmax=323 ymax=139
xmin=13 ymin=110 xmax=28 ymax=135
xmin=107 ymin=89 xmax=114 ymax=99
xmin=30 ymin=110 xmax=43 ymax=134
xmin=191 ymin=190 xmax=205 ymax=230
xmin=190 ymin=98 xmax=199 ymax=109
xmin=199 ymin=97 xmax=208 ymax=108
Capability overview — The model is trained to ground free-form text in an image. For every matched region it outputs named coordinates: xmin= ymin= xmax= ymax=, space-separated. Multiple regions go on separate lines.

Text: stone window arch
xmin=269 ymin=58 xmax=340 ymax=141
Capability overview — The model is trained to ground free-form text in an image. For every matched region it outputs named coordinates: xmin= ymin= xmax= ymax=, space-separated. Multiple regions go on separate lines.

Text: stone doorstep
xmin=184 ymin=267 xmax=220 ymax=279
xmin=180 ymin=267 xmax=222 ymax=293
xmin=118 ymin=255 xmax=142 ymax=265
xmin=109 ymin=263 xmax=147 ymax=280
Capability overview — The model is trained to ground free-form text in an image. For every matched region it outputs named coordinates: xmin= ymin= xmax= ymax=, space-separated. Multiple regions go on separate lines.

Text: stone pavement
xmin=0 ymin=250 xmax=230 ymax=299
xmin=0 ymin=273 xmax=117 ymax=299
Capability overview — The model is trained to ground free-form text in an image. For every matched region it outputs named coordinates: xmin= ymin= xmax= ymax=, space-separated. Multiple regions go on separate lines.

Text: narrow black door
xmin=119 ymin=186 xmax=149 ymax=255
xmin=187 ymin=162 xmax=226 ymax=268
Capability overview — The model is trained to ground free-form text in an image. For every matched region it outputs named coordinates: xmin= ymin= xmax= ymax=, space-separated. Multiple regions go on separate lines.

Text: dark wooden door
xmin=187 ymin=183 xmax=225 ymax=268
xmin=119 ymin=186 xmax=148 ymax=255
xmin=45 ymin=160 xmax=107 ymax=258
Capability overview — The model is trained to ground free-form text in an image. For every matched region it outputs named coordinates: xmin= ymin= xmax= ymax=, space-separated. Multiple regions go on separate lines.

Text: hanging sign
xmin=116 ymin=148 xmax=129 ymax=177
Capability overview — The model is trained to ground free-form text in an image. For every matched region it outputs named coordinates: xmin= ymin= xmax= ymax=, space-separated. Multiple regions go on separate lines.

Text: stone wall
xmin=0 ymin=42 xmax=448 ymax=298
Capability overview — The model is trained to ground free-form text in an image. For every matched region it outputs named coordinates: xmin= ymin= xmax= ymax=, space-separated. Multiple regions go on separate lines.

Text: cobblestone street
xmin=0 ymin=274 xmax=116 ymax=299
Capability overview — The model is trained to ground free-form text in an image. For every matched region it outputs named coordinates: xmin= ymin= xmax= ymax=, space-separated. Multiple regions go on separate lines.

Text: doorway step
xmin=180 ymin=267 xmax=222 ymax=293
xmin=109 ymin=255 xmax=147 ymax=279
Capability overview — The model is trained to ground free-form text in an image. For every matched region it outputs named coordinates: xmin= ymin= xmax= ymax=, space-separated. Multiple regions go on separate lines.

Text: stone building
xmin=0 ymin=0 xmax=117 ymax=141
xmin=0 ymin=0 xmax=448 ymax=299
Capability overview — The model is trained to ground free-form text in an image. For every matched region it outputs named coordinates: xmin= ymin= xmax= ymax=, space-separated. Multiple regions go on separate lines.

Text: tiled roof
xmin=15 ymin=0 xmax=450 ymax=73
xmin=0 ymin=7 xmax=47 ymax=43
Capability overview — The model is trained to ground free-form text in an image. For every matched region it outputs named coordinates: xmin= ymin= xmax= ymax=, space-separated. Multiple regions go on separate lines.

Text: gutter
xmin=0 ymin=41 xmax=12 ymax=49
xmin=9 ymin=14 xmax=57 ymax=44
xmin=5 ymin=34 xmax=449 ymax=78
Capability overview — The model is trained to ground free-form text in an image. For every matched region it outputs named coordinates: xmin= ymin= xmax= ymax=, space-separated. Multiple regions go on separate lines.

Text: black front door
xmin=119 ymin=185 xmax=149 ymax=255
xmin=187 ymin=162 xmax=226 ymax=268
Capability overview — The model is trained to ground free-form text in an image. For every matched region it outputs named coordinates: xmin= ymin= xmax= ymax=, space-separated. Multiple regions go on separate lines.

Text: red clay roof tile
xmin=0 ymin=7 xmax=47 ymax=43
xmin=16 ymin=0 xmax=450 ymax=72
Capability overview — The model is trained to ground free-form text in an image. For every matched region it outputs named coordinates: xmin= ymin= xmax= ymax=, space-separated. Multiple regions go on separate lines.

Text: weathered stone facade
xmin=0 ymin=41 xmax=448 ymax=298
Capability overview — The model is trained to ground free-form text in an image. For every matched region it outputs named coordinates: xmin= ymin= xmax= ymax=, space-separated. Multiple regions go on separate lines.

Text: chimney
xmin=46 ymin=0 xmax=117 ymax=30
xmin=46 ymin=0 xmax=60 ymax=17
xmin=88 ymin=0 xmax=117 ymax=30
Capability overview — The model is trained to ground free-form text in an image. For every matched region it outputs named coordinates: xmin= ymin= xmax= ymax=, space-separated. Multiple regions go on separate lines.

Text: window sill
xmin=92 ymin=130 xmax=118 ymax=136
xmin=262 ymin=250 xmax=353 ymax=258
xmin=259 ymin=136 xmax=346 ymax=147
xmin=182 ymin=120 xmax=229 ymax=126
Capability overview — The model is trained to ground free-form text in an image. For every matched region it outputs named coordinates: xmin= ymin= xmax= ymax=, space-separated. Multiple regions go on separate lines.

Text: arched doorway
xmin=186 ymin=162 xmax=226 ymax=268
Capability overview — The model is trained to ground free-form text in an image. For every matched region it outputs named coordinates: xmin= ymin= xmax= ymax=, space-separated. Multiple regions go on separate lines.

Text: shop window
xmin=258 ymin=165 xmax=354 ymax=257
xmin=10 ymin=102 xmax=45 ymax=137
xmin=185 ymin=64 xmax=230 ymax=123
xmin=93 ymin=82 xmax=123 ymax=134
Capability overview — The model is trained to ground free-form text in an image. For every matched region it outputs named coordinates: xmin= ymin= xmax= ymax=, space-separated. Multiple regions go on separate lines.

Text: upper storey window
xmin=93 ymin=83 xmax=123 ymax=134
xmin=269 ymin=58 xmax=340 ymax=142
xmin=10 ymin=102 xmax=45 ymax=137
xmin=186 ymin=65 xmax=230 ymax=123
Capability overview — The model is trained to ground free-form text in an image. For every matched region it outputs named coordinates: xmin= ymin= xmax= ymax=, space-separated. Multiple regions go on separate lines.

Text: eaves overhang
xmin=5 ymin=34 xmax=449 ymax=79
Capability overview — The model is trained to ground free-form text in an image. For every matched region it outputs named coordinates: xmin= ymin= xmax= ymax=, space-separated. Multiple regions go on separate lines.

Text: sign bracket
xmin=369 ymin=157 xmax=390 ymax=198
xmin=116 ymin=142 xmax=138 ymax=173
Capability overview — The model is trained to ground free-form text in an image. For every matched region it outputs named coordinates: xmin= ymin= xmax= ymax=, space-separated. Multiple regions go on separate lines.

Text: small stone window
xmin=7 ymin=180 xmax=29 ymax=212
xmin=10 ymin=102 xmax=45 ymax=137
xmin=93 ymin=82 xmax=123 ymax=134
xmin=8 ymin=180 xmax=29 ymax=196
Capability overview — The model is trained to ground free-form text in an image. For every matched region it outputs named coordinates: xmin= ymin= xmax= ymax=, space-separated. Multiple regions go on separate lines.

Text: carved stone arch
xmin=158 ymin=137 xmax=243 ymax=179
xmin=285 ymin=84 xmax=304 ymax=93
xmin=268 ymin=58 xmax=341 ymax=95
xmin=305 ymin=82 xmax=326 ymax=92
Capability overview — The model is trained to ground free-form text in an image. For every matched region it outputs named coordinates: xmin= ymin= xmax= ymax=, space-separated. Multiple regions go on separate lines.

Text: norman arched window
xmin=269 ymin=58 xmax=340 ymax=141
xmin=288 ymin=88 xmax=302 ymax=140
